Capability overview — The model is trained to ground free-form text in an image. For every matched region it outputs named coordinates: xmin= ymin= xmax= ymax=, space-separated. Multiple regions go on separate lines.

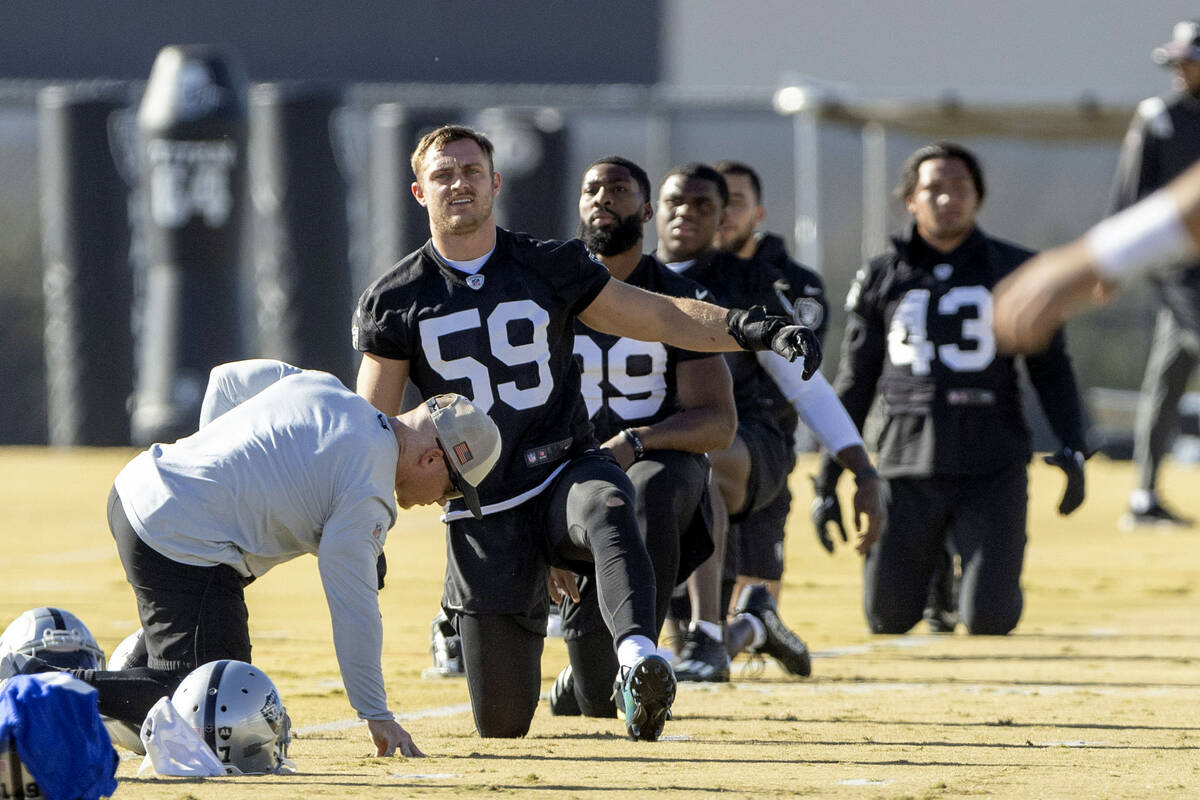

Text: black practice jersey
xmin=1111 ymin=89 xmax=1200 ymax=331
xmin=353 ymin=227 xmax=611 ymax=511
xmin=827 ymin=227 xmax=1087 ymax=479
xmin=751 ymin=232 xmax=829 ymax=437
xmin=678 ymin=250 xmax=789 ymax=426
xmin=574 ymin=255 xmax=712 ymax=443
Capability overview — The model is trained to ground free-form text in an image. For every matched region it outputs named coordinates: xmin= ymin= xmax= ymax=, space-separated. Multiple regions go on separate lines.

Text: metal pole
xmin=792 ymin=109 xmax=821 ymax=274
xmin=861 ymin=121 xmax=889 ymax=262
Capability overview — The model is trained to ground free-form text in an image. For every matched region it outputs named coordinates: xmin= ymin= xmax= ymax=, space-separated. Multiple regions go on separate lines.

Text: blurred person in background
xmin=994 ymin=158 xmax=1200 ymax=353
xmin=1113 ymin=19 xmax=1200 ymax=530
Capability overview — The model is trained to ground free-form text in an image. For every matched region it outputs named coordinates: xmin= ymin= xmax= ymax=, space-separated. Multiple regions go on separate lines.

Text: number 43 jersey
xmin=353 ymin=228 xmax=611 ymax=511
xmin=835 ymin=227 xmax=1087 ymax=478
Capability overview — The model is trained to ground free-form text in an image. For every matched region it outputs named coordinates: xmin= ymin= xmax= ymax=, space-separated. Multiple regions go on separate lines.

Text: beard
xmin=432 ymin=191 xmax=494 ymax=237
xmin=578 ymin=212 xmax=644 ymax=256
xmin=717 ymin=228 xmax=754 ymax=256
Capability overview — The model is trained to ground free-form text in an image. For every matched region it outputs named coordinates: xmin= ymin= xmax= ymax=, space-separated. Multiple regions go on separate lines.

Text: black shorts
xmin=732 ymin=469 xmax=794 ymax=581
xmin=108 ymin=487 xmax=253 ymax=674
xmin=733 ymin=415 xmax=791 ymax=522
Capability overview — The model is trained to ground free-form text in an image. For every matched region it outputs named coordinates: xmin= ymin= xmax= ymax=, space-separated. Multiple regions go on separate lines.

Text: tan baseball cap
xmin=425 ymin=394 xmax=501 ymax=519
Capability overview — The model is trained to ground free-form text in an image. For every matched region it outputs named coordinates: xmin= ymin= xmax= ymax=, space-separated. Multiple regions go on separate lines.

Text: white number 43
xmin=887 ymin=286 xmax=995 ymax=375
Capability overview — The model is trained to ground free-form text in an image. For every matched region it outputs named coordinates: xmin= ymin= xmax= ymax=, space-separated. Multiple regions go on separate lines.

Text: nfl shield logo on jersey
xmin=466 ymin=274 xmax=485 ymax=291
xmin=933 ymin=263 xmax=954 ymax=281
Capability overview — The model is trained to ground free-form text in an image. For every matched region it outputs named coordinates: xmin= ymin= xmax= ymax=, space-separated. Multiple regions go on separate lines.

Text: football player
xmin=352 ymin=125 xmax=819 ymax=741
xmin=546 ymin=155 xmax=736 ymax=713
xmin=814 ymin=142 xmax=1088 ymax=635
xmin=8 ymin=359 xmax=502 ymax=758
xmin=1108 ymin=21 xmax=1200 ymax=529
xmin=654 ymin=163 xmax=885 ymax=680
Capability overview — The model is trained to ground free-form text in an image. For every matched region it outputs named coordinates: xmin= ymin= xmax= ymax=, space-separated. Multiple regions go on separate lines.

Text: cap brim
xmin=458 ymin=482 xmax=484 ymax=520
xmin=438 ymin=441 xmax=484 ymax=519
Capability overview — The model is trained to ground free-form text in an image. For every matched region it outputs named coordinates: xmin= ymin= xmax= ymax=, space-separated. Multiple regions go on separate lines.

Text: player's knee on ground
xmin=458 ymin=614 xmax=542 ymax=738
xmin=960 ymin=600 xmax=1022 ymax=636
xmin=865 ymin=599 xmax=925 ymax=635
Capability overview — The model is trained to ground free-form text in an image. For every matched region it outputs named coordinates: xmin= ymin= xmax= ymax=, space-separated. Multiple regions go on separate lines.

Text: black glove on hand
xmin=771 ymin=325 xmax=822 ymax=379
xmin=810 ymin=485 xmax=846 ymax=554
xmin=726 ymin=306 xmax=822 ymax=379
xmin=725 ymin=305 xmax=783 ymax=350
xmin=1043 ymin=447 xmax=1086 ymax=515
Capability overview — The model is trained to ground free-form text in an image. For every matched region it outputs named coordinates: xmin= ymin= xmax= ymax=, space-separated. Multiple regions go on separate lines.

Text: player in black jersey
xmin=713 ymin=161 xmax=832 ymax=604
xmin=653 ymin=163 xmax=885 ymax=680
xmin=352 ymin=126 xmax=819 ymax=741
xmin=546 ymin=156 xmax=736 ymax=715
xmin=1113 ymin=22 xmax=1200 ymax=529
xmin=813 ymin=142 xmax=1089 ymax=636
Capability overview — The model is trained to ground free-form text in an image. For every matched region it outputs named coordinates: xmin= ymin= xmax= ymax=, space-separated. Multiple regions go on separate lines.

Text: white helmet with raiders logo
xmin=170 ymin=659 xmax=291 ymax=775
xmin=0 ymin=607 xmax=106 ymax=671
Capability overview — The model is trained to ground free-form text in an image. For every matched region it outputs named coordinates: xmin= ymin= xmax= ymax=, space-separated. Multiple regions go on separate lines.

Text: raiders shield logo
xmin=793 ymin=297 xmax=825 ymax=329
xmin=466 ymin=274 xmax=485 ymax=290
xmin=933 ymin=263 xmax=953 ymax=281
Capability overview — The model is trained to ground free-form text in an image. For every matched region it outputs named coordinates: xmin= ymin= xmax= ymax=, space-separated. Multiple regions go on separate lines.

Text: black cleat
xmin=734 ymin=584 xmax=812 ymax=677
xmin=422 ymin=611 xmax=465 ymax=679
xmin=548 ymin=664 xmax=581 ymax=716
xmin=673 ymin=628 xmax=730 ymax=682
xmin=615 ymin=655 xmax=675 ymax=741
xmin=1120 ymin=500 xmax=1195 ymax=531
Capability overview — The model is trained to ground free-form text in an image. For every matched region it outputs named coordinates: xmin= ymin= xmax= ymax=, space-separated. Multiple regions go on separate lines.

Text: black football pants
xmin=863 ymin=463 xmax=1027 ymax=636
xmin=69 ymin=487 xmax=254 ymax=727
xmin=559 ymin=449 xmax=709 ymax=716
xmin=455 ymin=452 xmax=659 ymax=736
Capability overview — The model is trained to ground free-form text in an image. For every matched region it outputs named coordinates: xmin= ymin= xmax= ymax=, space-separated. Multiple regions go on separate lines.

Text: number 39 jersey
xmin=352 ymin=228 xmax=611 ymax=509
xmin=834 ymin=227 xmax=1087 ymax=478
xmin=574 ymin=255 xmax=712 ymax=443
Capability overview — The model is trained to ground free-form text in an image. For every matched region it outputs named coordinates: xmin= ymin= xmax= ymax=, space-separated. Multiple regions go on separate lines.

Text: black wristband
xmin=623 ymin=428 xmax=646 ymax=461
xmin=853 ymin=466 xmax=879 ymax=483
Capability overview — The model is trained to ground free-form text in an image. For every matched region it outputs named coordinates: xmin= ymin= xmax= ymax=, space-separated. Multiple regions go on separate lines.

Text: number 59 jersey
xmin=353 ymin=228 xmax=612 ymax=511
xmin=835 ymin=227 xmax=1086 ymax=478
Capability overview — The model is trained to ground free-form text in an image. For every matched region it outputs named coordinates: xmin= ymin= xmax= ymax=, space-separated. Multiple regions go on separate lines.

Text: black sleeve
xmin=814 ymin=263 xmax=886 ymax=492
xmin=1023 ymin=328 xmax=1089 ymax=453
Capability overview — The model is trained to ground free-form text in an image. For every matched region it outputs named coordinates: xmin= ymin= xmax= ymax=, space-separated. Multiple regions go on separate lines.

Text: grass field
xmin=2 ymin=447 xmax=1198 ymax=799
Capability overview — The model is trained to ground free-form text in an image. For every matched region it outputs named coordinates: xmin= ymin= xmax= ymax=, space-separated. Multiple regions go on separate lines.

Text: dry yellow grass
xmin=1 ymin=447 xmax=1197 ymax=799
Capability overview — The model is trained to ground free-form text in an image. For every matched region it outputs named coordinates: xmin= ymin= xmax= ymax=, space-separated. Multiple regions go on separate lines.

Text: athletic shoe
xmin=923 ymin=561 xmax=959 ymax=634
xmin=924 ymin=607 xmax=958 ymax=634
xmin=1119 ymin=500 xmax=1195 ymax=531
xmin=422 ymin=612 xmax=465 ymax=679
xmin=615 ymin=654 xmax=675 ymax=741
xmin=672 ymin=628 xmax=730 ymax=682
xmin=734 ymin=584 xmax=812 ymax=677
xmin=548 ymin=664 xmax=581 ymax=716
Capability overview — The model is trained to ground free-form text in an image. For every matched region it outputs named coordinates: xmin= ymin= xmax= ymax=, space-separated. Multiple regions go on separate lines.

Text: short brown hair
xmin=410 ymin=125 xmax=496 ymax=178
